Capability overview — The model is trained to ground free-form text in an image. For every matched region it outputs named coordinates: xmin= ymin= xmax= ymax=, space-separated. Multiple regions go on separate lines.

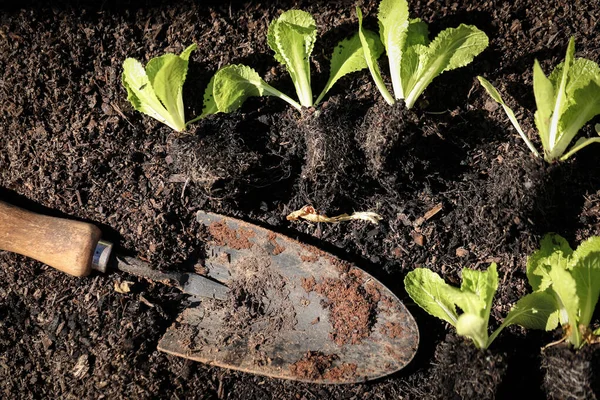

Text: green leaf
xmin=399 ymin=20 xmax=430 ymax=102
xmin=404 ymin=24 xmax=488 ymax=109
xmin=501 ymin=291 xmax=559 ymax=331
xmin=148 ymin=54 xmax=187 ymax=129
xmin=404 ymin=268 xmax=460 ymax=326
xmin=267 ymin=10 xmax=316 ymax=107
xmin=547 ymin=38 xmax=575 ymax=155
xmin=453 ymin=264 xmax=498 ymax=349
xmin=547 ymin=263 xmax=580 ymax=346
xmin=553 ymin=79 xmax=600 ymax=159
xmin=199 ymin=74 xmax=218 ymax=118
xmin=533 ymin=59 xmax=554 ymax=151
xmin=456 ymin=313 xmax=488 ymax=349
xmin=406 ymin=264 xmax=502 ymax=350
xmin=526 ymin=234 xmax=573 ymax=292
xmin=477 ymin=76 xmax=540 ymax=157
xmin=560 ymin=136 xmax=600 ymax=161
xmin=405 ymin=18 xmax=430 ymax=47
xmin=377 ymin=0 xmax=410 ymax=99
xmin=570 ymin=237 xmax=600 ymax=328
xmin=212 ymin=64 xmax=264 ymax=112
xmin=537 ymin=38 xmax=600 ymax=161
xmin=121 ymin=44 xmax=197 ymax=132
xmin=357 ymin=7 xmax=395 ymax=105
xmin=122 ymin=58 xmax=184 ymax=131
xmin=457 ymin=264 xmax=498 ymax=317
xmin=525 ymin=234 xmax=580 ymax=346
xmin=488 ymin=291 xmax=559 ymax=348
xmin=315 ymin=32 xmax=382 ymax=105
xmin=202 ymin=64 xmax=302 ymax=117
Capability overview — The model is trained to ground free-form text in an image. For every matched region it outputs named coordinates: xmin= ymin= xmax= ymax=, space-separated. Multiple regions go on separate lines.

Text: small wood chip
xmin=139 ymin=295 xmax=155 ymax=308
xmin=456 ymin=247 xmax=469 ymax=257
xmin=72 ymin=354 xmax=89 ymax=379
xmin=114 ymin=280 xmax=133 ymax=294
xmin=423 ymin=203 xmax=443 ymax=221
xmin=411 ymin=231 xmax=424 ymax=246
xmin=41 ymin=335 xmax=53 ymax=351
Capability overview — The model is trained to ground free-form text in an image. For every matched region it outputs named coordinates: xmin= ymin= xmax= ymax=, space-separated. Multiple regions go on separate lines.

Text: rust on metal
xmin=157 ymin=211 xmax=420 ymax=384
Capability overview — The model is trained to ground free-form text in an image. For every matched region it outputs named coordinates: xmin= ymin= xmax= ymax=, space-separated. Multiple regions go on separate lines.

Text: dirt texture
xmin=541 ymin=344 xmax=600 ymax=400
xmin=1 ymin=0 xmax=600 ymax=398
xmin=428 ymin=333 xmax=508 ymax=400
xmin=301 ymin=270 xmax=380 ymax=346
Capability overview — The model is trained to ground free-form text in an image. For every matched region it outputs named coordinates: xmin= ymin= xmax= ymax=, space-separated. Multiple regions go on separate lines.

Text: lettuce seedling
xmin=267 ymin=10 xmax=317 ymax=107
xmin=356 ymin=7 xmax=394 ymax=105
xmin=358 ymin=0 xmax=488 ymax=108
xmin=478 ymin=37 xmax=600 ymax=162
xmin=122 ymin=44 xmax=197 ymax=132
xmin=405 ymin=263 xmax=555 ymax=349
xmin=200 ymin=64 xmax=303 ymax=116
xmin=315 ymin=29 xmax=384 ymax=105
xmin=511 ymin=234 xmax=600 ymax=348
xmin=202 ymin=10 xmax=379 ymax=116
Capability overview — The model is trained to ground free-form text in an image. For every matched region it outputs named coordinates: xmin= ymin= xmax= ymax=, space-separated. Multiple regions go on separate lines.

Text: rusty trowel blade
xmin=157 ymin=211 xmax=419 ymax=384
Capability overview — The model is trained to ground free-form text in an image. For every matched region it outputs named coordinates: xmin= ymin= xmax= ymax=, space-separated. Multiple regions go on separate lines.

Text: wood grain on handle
xmin=0 ymin=201 xmax=101 ymax=277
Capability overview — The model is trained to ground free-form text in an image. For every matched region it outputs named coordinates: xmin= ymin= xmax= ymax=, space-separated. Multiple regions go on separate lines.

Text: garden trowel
xmin=0 ymin=200 xmax=419 ymax=384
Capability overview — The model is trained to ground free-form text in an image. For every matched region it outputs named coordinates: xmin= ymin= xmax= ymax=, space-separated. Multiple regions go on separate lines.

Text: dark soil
xmin=1 ymin=0 xmax=600 ymax=398
xmin=428 ymin=333 xmax=508 ymax=400
xmin=541 ymin=344 xmax=600 ymax=400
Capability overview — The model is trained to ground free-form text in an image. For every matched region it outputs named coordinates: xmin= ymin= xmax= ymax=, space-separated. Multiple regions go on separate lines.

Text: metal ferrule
xmin=92 ymin=239 xmax=113 ymax=273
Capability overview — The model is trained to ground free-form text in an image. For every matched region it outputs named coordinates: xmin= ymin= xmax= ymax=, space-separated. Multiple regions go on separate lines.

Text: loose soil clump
xmin=428 ymin=333 xmax=507 ymax=400
xmin=541 ymin=344 xmax=600 ymax=400
xmin=302 ymin=271 xmax=380 ymax=346
xmin=289 ymin=351 xmax=338 ymax=381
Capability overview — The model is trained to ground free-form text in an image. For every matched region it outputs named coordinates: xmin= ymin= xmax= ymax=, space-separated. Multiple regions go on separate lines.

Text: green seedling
xmin=122 ymin=44 xmax=197 ymax=132
xmin=202 ymin=9 xmax=382 ymax=117
xmin=479 ymin=37 xmax=600 ymax=162
xmin=358 ymin=0 xmax=488 ymax=108
xmin=512 ymin=234 xmax=600 ymax=348
xmin=405 ymin=263 xmax=555 ymax=349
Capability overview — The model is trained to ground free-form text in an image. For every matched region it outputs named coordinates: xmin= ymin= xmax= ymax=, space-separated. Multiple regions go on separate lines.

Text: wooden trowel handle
xmin=0 ymin=201 xmax=102 ymax=277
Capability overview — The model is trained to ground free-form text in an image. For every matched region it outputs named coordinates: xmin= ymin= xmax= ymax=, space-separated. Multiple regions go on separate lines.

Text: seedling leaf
xmin=533 ymin=60 xmax=554 ymax=150
xmin=404 ymin=268 xmax=459 ymax=326
xmin=482 ymin=37 xmax=600 ymax=162
xmin=405 ymin=264 xmax=502 ymax=349
xmin=570 ymin=237 xmax=600 ymax=328
xmin=267 ymin=10 xmax=317 ymax=107
xmin=201 ymin=64 xmax=302 ymax=117
xmin=377 ymin=0 xmax=409 ymax=98
xmin=357 ymin=6 xmax=395 ymax=105
xmin=122 ymin=44 xmax=197 ymax=132
xmin=456 ymin=313 xmax=488 ymax=350
xmin=315 ymin=32 xmax=382 ymax=105
xmin=522 ymin=234 xmax=600 ymax=348
xmin=403 ymin=24 xmax=488 ymax=109
xmin=477 ymin=76 xmax=540 ymax=157
xmin=489 ymin=291 xmax=559 ymax=347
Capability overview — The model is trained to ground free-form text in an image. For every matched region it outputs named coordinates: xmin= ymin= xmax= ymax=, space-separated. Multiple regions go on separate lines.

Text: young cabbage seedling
xmin=202 ymin=10 xmax=381 ymax=117
xmin=510 ymin=234 xmax=600 ymax=348
xmin=122 ymin=44 xmax=198 ymax=132
xmin=478 ymin=37 xmax=600 ymax=162
xmin=404 ymin=263 xmax=555 ymax=349
xmin=358 ymin=0 xmax=489 ymax=108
